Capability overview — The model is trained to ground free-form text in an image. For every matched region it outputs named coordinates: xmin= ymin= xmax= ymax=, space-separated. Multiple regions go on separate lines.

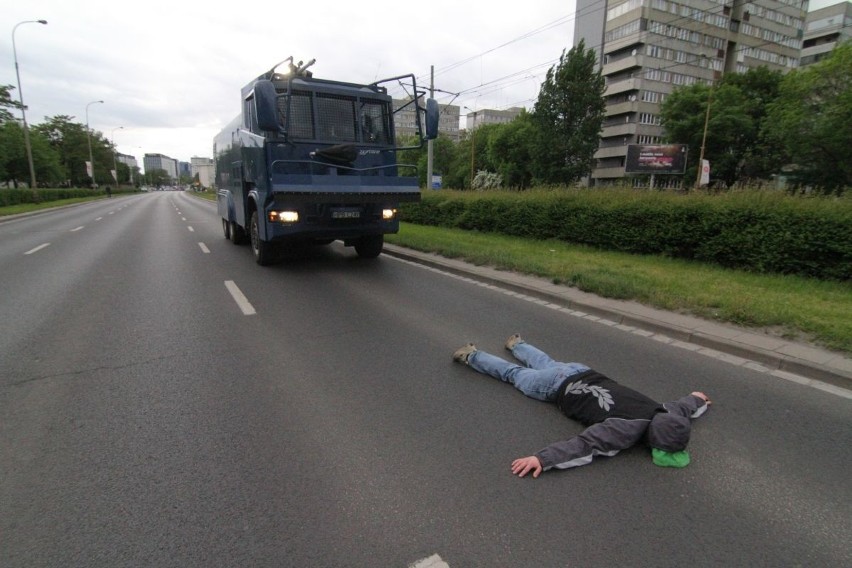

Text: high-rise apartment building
xmin=574 ymin=0 xmax=808 ymax=186
xmin=801 ymin=1 xmax=851 ymax=66
xmin=463 ymin=107 xmax=524 ymax=131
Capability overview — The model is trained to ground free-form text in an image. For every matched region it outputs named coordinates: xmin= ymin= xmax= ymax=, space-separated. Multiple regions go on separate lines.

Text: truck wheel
xmin=355 ymin=234 xmax=383 ymax=259
xmin=222 ymin=218 xmax=231 ymax=240
xmin=229 ymin=221 xmax=244 ymax=245
xmin=250 ymin=211 xmax=275 ymax=265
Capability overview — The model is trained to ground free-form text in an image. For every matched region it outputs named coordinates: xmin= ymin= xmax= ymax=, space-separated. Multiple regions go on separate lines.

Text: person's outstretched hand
xmin=511 ymin=456 xmax=542 ymax=478
xmin=692 ymin=391 xmax=712 ymax=405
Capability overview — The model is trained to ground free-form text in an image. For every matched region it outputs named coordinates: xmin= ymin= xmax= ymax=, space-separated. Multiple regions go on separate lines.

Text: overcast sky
xmin=3 ymin=1 xmax=841 ymax=168
xmin=2 ymin=0 xmax=579 ymax=167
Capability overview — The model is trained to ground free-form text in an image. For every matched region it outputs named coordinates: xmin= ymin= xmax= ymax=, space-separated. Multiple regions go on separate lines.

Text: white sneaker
xmin=505 ymin=334 xmax=522 ymax=351
xmin=452 ymin=343 xmax=477 ymax=365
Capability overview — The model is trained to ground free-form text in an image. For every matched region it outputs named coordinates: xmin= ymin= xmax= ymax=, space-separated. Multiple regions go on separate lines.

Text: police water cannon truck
xmin=214 ymin=57 xmax=439 ymax=265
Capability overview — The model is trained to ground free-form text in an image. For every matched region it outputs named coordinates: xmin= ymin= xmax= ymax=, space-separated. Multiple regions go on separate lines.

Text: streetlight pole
xmin=86 ymin=100 xmax=104 ymax=188
xmin=12 ymin=19 xmax=47 ymax=189
xmin=111 ymin=126 xmax=123 ymax=186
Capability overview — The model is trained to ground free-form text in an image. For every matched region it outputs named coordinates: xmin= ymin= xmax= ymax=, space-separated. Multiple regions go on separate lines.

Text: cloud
xmin=3 ymin=0 xmax=575 ymax=166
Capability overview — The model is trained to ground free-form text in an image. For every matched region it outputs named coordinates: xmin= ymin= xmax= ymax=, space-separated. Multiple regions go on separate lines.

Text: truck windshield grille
xmin=317 ymin=94 xmax=356 ymax=142
xmin=280 ymin=91 xmax=314 ymax=139
xmin=277 ymin=89 xmax=391 ymax=144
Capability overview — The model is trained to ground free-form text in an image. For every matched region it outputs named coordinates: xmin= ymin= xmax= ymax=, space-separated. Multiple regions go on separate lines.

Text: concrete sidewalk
xmin=384 ymin=244 xmax=852 ymax=394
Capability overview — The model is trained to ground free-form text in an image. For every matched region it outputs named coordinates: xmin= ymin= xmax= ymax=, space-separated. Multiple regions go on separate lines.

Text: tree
xmin=660 ymin=67 xmax=784 ymax=188
xmin=487 ymin=111 xmax=536 ymax=189
xmin=764 ymin=42 xmax=852 ymax=193
xmin=146 ymin=168 xmax=170 ymax=187
xmin=0 ymin=120 xmax=65 ymax=187
xmin=0 ymin=84 xmax=21 ymax=124
xmin=33 ymin=116 xmax=91 ymax=186
xmin=531 ymin=40 xmax=606 ymax=185
xmin=0 ymin=121 xmax=25 ymax=185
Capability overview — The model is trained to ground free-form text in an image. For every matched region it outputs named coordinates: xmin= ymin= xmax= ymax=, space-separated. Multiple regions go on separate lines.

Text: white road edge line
xmin=24 ymin=243 xmax=50 ymax=255
xmin=198 ymin=242 xmax=210 ymax=254
xmin=224 ymin=280 xmax=256 ymax=316
xmin=386 ymin=254 xmax=852 ymax=399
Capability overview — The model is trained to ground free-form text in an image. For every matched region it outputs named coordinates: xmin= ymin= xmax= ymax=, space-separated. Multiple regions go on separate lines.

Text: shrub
xmin=400 ymin=189 xmax=852 ymax=280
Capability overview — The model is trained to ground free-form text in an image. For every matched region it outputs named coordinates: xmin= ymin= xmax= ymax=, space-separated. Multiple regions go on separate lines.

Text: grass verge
xmin=387 ymin=223 xmax=852 ymax=354
xmin=0 ymin=196 xmax=108 ymax=216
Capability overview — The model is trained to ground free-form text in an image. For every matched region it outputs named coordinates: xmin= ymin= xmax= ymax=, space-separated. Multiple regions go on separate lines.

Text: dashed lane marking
xmin=224 ymin=280 xmax=256 ymax=316
xmin=24 ymin=243 xmax=50 ymax=255
xmin=70 ymin=226 xmax=84 ymax=232
xmin=198 ymin=242 xmax=210 ymax=254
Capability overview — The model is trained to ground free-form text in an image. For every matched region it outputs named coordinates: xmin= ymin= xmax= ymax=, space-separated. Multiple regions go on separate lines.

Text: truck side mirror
xmin=425 ymin=98 xmax=439 ymax=140
xmin=255 ymin=80 xmax=280 ymax=131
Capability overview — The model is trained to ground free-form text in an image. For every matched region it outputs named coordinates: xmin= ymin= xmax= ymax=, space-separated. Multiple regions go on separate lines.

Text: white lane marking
xmin=70 ymin=226 xmax=84 ymax=232
xmin=187 ymin=226 xmax=195 ymax=232
xmin=198 ymin=242 xmax=210 ymax=254
xmin=182 ymin=217 xmax=187 ymax=221
xmin=410 ymin=555 xmax=450 ymax=568
xmin=224 ymin=280 xmax=256 ymax=316
xmin=108 ymin=211 xmax=115 ymax=215
xmin=95 ymin=217 xmax=103 ymax=221
xmin=24 ymin=243 xmax=51 ymax=255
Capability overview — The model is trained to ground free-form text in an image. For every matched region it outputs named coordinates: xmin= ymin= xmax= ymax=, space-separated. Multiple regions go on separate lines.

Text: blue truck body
xmin=215 ymin=58 xmax=437 ymax=264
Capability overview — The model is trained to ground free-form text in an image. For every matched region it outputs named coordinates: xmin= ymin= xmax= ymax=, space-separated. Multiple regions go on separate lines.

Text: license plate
xmin=332 ymin=209 xmax=360 ymax=219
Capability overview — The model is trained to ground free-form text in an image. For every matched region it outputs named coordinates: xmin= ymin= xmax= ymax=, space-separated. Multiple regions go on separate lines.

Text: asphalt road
xmin=1 ymin=192 xmax=850 ymax=567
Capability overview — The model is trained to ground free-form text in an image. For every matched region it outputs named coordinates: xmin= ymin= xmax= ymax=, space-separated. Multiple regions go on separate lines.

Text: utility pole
xmin=695 ymin=85 xmax=713 ymax=188
xmin=426 ymin=65 xmax=434 ymax=190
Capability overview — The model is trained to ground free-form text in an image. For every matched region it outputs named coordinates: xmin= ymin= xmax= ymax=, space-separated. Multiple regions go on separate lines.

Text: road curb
xmin=383 ymin=244 xmax=852 ymax=391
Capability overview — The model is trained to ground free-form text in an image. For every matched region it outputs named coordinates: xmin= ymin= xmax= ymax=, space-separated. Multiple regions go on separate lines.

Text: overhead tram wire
xmin=427 ymin=11 xmax=577 ymax=80
xmin=386 ymin=2 xmax=602 ymax=99
xmin=394 ymin=0 xmax=804 ymax=120
xmin=385 ymin=0 xmax=609 ymax=103
xmin=423 ymin=0 xmax=610 ymax=108
xmin=449 ymin=0 xmax=795 ymax=110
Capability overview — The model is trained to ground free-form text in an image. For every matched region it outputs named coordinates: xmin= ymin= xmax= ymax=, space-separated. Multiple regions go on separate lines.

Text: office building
xmin=575 ymin=0 xmax=808 ymax=186
xmin=143 ymin=153 xmax=178 ymax=180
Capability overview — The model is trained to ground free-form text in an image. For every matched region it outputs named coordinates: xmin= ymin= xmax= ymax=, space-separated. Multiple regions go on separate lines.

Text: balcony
xmin=600 ymin=122 xmax=637 ymax=138
xmin=606 ymin=100 xmax=638 ymax=116
xmin=595 ymin=146 xmax=629 ymax=160
xmin=602 ymin=54 xmax=642 ymax=76
xmin=604 ymin=78 xmax=641 ymax=97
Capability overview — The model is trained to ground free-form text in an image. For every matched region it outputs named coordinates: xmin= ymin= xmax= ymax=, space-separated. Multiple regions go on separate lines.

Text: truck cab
xmin=215 ymin=58 xmax=438 ymax=264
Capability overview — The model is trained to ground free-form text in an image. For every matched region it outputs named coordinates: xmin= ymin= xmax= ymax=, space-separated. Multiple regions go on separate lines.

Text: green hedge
xmin=401 ymin=190 xmax=852 ymax=280
xmin=0 ymin=188 xmax=103 ymax=206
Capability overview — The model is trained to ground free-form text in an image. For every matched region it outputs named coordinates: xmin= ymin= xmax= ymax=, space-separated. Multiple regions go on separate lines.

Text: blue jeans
xmin=467 ymin=342 xmax=590 ymax=401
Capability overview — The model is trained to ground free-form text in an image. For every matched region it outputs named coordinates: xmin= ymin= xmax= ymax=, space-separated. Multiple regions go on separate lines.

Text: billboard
xmin=625 ymin=144 xmax=688 ymax=174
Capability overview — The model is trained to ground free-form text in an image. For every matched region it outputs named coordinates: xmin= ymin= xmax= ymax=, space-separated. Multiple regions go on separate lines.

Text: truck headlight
xmin=269 ymin=210 xmax=299 ymax=223
xmin=382 ymin=208 xmax=397 ymax=220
